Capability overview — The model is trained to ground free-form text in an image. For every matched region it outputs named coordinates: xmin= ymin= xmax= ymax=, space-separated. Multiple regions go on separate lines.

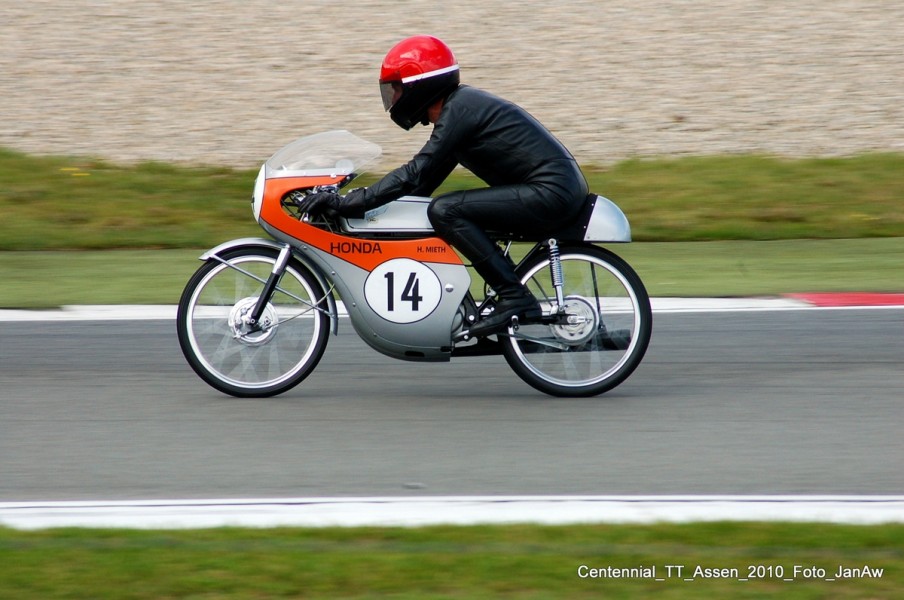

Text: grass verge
xmin=2 ymin=148 xmax=903 ymax=250
xmin=1 ymin=523 xmax=902 ymax=599
xmin=1 ymin=238 xmax=902 ymax=308
xmin=2 ymin=147 xmax=901 ymax=307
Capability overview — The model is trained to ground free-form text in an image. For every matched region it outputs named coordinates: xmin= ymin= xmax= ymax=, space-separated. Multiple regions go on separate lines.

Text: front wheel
xmin=177 ymin=247 xmax=330 ymax=397
xmin=501 ymin=244 xmax=652 ymax=397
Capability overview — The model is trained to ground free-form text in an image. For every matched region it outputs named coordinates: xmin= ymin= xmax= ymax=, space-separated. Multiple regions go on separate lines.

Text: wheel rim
xmin=184 ymin=256 xmax=323 ymax=391
xmin=508 ymin=253 xmax=644 ymax=389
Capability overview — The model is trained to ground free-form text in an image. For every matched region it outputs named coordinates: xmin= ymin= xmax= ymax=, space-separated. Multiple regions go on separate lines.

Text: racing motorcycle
xmin=177 ymin=130 xmax=651 ymax=397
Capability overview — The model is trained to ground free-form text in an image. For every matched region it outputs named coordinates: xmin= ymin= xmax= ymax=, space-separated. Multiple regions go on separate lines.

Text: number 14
xmin=384 ymin=272 xmax=423 ymax=311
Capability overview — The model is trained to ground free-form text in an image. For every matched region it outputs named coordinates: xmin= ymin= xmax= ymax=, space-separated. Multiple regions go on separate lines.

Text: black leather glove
xmin=295 ymin=191 xmax=343 ymax=218
xmin=295 ymin=188 xmax=371 ymax=219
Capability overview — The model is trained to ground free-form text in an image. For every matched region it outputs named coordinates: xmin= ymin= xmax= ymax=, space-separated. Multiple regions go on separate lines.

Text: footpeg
xmin=453 ymin=329 xmax=472 ymax=342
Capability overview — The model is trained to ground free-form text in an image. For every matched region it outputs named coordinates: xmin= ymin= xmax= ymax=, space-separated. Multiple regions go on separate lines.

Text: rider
xmin=298 ymin=35 xmax=590 ymax=337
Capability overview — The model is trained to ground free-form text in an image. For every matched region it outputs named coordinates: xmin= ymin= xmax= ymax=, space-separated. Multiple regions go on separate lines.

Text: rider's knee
xmin=427 ymin=193 xmax=462 ymax=231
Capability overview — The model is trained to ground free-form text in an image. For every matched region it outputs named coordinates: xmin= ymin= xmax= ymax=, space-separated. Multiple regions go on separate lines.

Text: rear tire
xmin=177 ymin=247 xmax=330 ymax=397
xmin=501 ymin=244 xmax=652 ymax=397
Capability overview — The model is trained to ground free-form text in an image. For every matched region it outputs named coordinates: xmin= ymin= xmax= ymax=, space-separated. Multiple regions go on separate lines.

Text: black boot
xmin=467 ymin=251 xmax=542 ymax=338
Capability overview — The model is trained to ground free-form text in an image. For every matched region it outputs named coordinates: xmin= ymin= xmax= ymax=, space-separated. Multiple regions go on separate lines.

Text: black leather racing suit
xmin=357 ymin=85 xmax=590 ymax=265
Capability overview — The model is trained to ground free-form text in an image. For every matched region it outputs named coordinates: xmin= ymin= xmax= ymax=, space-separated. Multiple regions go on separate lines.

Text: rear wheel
xmin=501 ymin=244 xmax=652 ymax=397
xmin=177 ymin=247 xmax=330 ymax=397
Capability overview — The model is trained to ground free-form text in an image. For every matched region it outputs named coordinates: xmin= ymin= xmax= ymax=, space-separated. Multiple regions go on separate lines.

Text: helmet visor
xmin=380 ymin=81 xmax=404 ymax=112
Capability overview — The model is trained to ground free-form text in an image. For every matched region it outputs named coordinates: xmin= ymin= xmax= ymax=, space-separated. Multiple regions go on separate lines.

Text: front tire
xmin=501 ymin=244 xmax=652 ymax=397
xmin=177 ymin=247 xmax=330 ymax=397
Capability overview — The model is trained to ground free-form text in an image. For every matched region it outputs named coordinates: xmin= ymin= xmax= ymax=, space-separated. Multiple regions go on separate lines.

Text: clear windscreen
xmin=265 ymin=130 xmax=382 ymax=176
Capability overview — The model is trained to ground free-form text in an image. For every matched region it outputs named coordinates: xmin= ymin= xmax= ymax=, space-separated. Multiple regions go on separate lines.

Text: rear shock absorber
xmin=548 ymin=238 xmax=566 ymax=313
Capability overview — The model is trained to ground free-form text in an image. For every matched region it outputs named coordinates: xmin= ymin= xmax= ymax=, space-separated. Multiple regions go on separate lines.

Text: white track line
xmin=5 ymin=298 xmax=903 ymax=322
xmin=1 ymin=496 xmax=902 ymax=530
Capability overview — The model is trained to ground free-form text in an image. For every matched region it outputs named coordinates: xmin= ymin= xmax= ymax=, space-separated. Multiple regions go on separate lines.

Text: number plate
xmin=363 ymin=258 xmax=443 ymax=323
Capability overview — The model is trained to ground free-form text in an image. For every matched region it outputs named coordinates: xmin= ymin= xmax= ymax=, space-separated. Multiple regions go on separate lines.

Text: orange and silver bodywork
xmin=255 ymin=174 xmax=462 ymax=272
xmin=248 ymin=137 xmax=471 ymax=361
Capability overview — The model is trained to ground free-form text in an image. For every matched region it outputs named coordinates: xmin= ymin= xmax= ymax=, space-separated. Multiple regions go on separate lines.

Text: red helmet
xmin=379 ymin=35 xmax=460 ymax=130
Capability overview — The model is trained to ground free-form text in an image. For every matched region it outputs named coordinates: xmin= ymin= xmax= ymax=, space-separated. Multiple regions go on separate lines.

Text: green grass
xmin=1 ymin=238 xmax=902 ymax=308
xmin=1 ymin=146 xmax=902 ymax=307
xmin=1 ymin=523 xmax=902 ymax=599
xmin=597 ymin=154 xmax=904 ymax=241
xmin=0 ymin=148 xmax=260 ymax=251
xmin=1 ymin=148 xmax=903 ymax=250
xmin=617 ymin=237 xmax=904 ymax=298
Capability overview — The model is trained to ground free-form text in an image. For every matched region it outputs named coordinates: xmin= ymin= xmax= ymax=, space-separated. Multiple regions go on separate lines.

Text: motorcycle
xmin=177 ymin=130 xmax=651 ymax=397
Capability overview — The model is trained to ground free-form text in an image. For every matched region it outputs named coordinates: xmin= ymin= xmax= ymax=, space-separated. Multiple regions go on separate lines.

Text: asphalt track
xmin=2 ymin=304 xmax=902 ymax=507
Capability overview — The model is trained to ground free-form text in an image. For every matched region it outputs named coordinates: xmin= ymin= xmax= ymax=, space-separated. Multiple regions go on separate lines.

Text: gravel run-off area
xmin=2 ymin=1 xmax=902 ymax=169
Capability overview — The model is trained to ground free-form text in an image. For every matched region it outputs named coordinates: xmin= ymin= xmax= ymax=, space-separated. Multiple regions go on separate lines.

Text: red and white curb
xmin=2 ymin=295 xmax=903 ymax=322
xmin=0 ymin=496 xmax=902 ymax=530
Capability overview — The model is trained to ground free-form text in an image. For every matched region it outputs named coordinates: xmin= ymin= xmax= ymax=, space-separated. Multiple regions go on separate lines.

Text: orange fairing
xmin=260 ymin=176 xmax=462 ymax=272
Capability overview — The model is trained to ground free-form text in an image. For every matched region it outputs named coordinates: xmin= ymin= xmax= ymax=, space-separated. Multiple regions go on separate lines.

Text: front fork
xmin=247 ymin=243 xmax=292 ymax=329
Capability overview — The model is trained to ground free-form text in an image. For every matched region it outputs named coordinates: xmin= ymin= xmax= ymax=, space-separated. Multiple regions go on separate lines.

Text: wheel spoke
xmin=501 ymin=246 xmax=651 ymax=397
xmin=177 ymin=250 xmax=329 ymax=396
